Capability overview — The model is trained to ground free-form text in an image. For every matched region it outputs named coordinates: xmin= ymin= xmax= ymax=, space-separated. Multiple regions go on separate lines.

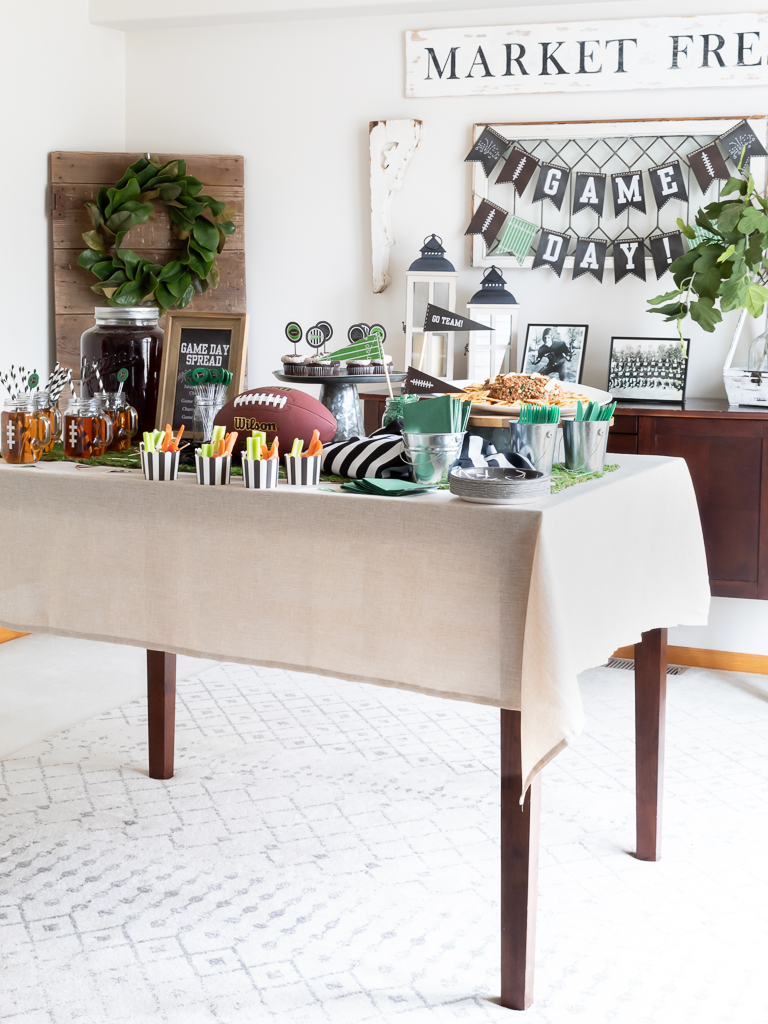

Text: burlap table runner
xmin=0 ymin=454 xmax=709 ymax=792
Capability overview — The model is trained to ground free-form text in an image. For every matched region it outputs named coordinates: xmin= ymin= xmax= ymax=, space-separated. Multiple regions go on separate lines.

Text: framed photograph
xmin=607 ymin=336 xmax=690 ymax=404
xmin=156 ymin=311 xmax=249 ymax=435
xmin=521 ymin=324 xmax=588 ymax=384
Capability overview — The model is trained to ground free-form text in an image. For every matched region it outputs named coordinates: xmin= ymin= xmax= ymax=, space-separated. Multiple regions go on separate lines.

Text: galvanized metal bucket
xmin=561 ymin=420 xmax=609 ymax=474
xmin=508 ymin=422 xmax=558 ymax=475
xmin=402 ymin=431 xmax=465 ymax=486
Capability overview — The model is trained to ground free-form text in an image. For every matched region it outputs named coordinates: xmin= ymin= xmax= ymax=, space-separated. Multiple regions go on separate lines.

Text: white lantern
xmin=404 ymin=235 xmax=458 ymax=378
xmin=466 ymin=266 xmax=520 ymax=381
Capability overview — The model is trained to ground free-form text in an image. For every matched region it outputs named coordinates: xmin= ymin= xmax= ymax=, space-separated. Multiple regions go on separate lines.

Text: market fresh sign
xmin=405 ymin=13 xmax=768 ymax=97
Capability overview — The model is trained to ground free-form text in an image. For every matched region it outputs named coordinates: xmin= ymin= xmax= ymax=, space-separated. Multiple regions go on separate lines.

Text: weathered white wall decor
xmin=406 ymin=13 xmax=768 ymax=97
xmin=369 ymin=118 xmax=422 ymax=293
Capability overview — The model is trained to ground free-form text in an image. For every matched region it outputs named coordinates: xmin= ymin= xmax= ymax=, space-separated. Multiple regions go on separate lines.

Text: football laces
xmin=233 ymin=393 xmax=288 ymax=409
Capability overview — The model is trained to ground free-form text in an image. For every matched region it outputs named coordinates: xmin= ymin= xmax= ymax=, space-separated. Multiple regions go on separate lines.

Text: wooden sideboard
xmin=608 ymin=400 xmax=768 ymax=600
xmin=361 ymin=393 xmax=768 ymax=601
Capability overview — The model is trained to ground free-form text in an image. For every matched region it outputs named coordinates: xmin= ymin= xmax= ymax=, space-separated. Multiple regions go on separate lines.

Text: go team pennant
xmin=423 ymin=304 xmax=494 ymax=332
xmin=464 ymin=127 xmax=509 ymax=178
xmin=612 ymin=171 xmax=646 ymax=215
xmin=319 ymin=335 xmax=383 ymax=361
xmin=532 ymin=162 xmax=570 ymax=211
xmin=496 ymin=147 xmax=539 ymax=196
xmin=403 ymin=366 xmax=467 ymax=394
xmin=649 ymin=161 xmax=688 ymax=210
xmin=687 ymin=142 xmax=729 ymax=194
xmin=573 ymin=172 xmax=606 ymax=216
xmin=573 ymin=237 xmax=607 ymax=282
xmin=649 ymin=231 xmax=686 ymax=280
xmin=613 ymin=237 xmax=646 ymax=283
xmin=495 ymin=214 xmax=538 ymax=264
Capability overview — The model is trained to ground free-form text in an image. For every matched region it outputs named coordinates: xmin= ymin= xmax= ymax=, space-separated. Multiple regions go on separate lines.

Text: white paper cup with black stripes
xmin=284 ymin=453 xmax=322 ymax=486
xmin=241 ymin=453 xmax=279 ymax=489
xmin=140 ymin=442 xmax=180 ymax=481
xmin=195 ymin=449 xmax=231 ymax=485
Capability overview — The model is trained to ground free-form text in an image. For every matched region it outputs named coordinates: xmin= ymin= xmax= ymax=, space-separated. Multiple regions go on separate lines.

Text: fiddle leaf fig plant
xmin=76 ymin=155 xmax=237 ymax=313
xmin=648 ymin=170 xmax=768 ymax=342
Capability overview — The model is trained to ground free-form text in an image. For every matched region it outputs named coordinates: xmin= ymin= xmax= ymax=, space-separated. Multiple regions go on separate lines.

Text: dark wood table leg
xmin=500 ymin=708 xmax=541 ymax=1011
xmin=147 ymin=650 xmax=176 ymax=780
xmin=634 ymin=628 xmax=667 ymax=862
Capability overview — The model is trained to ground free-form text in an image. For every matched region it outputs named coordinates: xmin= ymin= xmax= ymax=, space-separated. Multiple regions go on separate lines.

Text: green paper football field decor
xmin=76 ymin=155 xmax=236 ymax=313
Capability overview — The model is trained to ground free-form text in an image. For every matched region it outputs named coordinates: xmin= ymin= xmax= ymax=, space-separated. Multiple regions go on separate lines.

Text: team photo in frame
xmin=607 ymin=336 xmax=689 ymax=403
xmin=520 ymin=324 xmax=588 ymax=384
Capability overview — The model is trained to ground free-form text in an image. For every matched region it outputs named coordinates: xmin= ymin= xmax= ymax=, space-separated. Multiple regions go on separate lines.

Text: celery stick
xmin=290 ymin=438 xmax=303 ymax=457
xmin=245 ymin=436 xmax=255 ymax=460
xmin=211 ymin=424 xmax=226 ymax=447
xmin=251 ymin=430 xmax=266 ymax=448
xmin=143 ymin=431 xmax=154 ymax=453
xmin=200 ymin=443 xmax=213 ymax=458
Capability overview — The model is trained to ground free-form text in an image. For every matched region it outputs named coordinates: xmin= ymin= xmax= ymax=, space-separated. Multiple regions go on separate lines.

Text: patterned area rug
xmin=2 ymin=663 xmax=768 ymax=1024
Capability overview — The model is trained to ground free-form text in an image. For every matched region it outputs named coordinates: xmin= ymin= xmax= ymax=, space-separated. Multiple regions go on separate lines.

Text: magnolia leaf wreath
xmin=76 ymin=155 xmax=236 ymax=312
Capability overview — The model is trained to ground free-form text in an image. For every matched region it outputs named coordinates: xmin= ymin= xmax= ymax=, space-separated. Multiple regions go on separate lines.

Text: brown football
xmin=213 ymin=386 xmax=337 ymax=453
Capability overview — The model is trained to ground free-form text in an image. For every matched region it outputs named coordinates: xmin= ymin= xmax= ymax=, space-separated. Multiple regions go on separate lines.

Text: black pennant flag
xmin=423 ymin=304 xmax=494 ymax=333
xmin=687 ymin=142 xmax=730 ymax=194
xmin=496 ymin=147 xmax=539 ymax=197
xmin=531 ymin=229 xmax=569 ymax=278
xmin=649 ymin=231 xmax=685 ymax=280
xmin=613 ymin=238 xmax=646 ymax=283
xmin=720 ymin=120 xmax=768 ymax=166
xmin=573 ymin=172 xmax=606 ymax=216
xmin=465 ymin=199 xmax=507 ymax=247
xmin=612 ymin=171 xmax=646 ymax=215
xmin=573 ymin=237 xmax=607 ymax=282
xmin=404 ymin=367 xmax=467 ymax=395
xmin=532 ymin=162 xmax=570 ymax=211
xmin=464 ymin=127 xmax=509 ymax=178
xmin=649 ymin=161 xmax=688 ymax=209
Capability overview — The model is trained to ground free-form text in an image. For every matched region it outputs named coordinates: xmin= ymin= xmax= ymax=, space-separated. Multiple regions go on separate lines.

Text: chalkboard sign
xmin=155 ymin=312 xmax=249 ymax=435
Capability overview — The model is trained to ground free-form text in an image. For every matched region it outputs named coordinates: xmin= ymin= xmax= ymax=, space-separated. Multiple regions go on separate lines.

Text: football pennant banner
xmin=649 ymin=161 xmax=688 ymax=209
xmin=720 ymin=119 xmax=768 ymax=165
xmin=613 ymin=238 xmax=646 ymax=282
xmin=404 ymin=366 xmax=467 ymax=394
xmin=532 ymin=229 xmax=569 ymax=277
xmin=573 ymin=172 xmax=606 ymax=216
xmin=465 ymin=127 xmax=509 ymax=177
xmin=496 ymin=147 xmax=539 ymax=196
xmin=649 ymin=231 xmax=686 ymax=279
xmin=495 ymin=214 xmax=538 ymax=264
xmin=573 ymin=237 xmax=607 ymax=282
xmin=612 ymin=171 xmax=646 ymax=215
xmin=423 ymin=304 xmax=494 ymax=333
xmin=532 ymin=162 xmax=570 ymax=211
xmin=687 ymin=142 xmax=729 ymax=194
xmin=465 ymin=198 xmax=507 ymax=246
xmin=320 ymin=336 xmax=383 ymax=362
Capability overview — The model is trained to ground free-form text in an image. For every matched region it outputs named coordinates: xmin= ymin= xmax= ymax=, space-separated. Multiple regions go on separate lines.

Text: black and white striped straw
xmin=8 ymin=366 xmax=19 ymax=399
xmin=68 ymin=369 xmax=77 ymax=401
xmin=92 ymin=361 xmax=105 ymax=394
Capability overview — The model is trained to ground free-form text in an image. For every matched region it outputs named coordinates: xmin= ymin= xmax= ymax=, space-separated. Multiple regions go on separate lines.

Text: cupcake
xmin=281 ymin=354 xmax=307 ymax=376
xmin=304 ymin=356 xmax=334 ymax=376
xmin=346 ymin=359 xmax=372 ymax=375
xmin=370 ymin=356 xmax=394 ymax=375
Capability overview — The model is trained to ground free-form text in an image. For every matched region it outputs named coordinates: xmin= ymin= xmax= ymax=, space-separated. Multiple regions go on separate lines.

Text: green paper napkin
xmin=340 ymin=478 xmax=437 ymax=497
xmin=402 ymin=396 xmax=469 ymax=435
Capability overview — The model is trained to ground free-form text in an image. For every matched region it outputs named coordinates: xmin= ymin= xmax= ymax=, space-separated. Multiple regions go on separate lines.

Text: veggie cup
xmin=241 ymin=453 xmax=279 ymax=489
xmin=140 ymin=442 xmax=180 ymax=481
xmin=284 ymin=453 xmax=322 ymax=486
xmin=195 ymin=449 xmax=231 ymax=485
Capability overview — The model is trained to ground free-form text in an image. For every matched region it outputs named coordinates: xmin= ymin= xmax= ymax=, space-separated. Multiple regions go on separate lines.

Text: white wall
xmin=0 ymin=1 xmax=125 ymax=378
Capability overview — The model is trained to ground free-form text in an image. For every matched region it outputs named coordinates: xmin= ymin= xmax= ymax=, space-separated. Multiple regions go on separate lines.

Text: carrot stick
xmin=267 ymin=438 xmax=279 ymax=459
xmin=215 ymin=438 xmax=226 ymax=457
xmin=175 ymin=424 xmax=185 ymax=445
xmin=224 ymin=432 xmax=237 ymax=457
xmin=261 ymin=444 xmax=270 ymax=460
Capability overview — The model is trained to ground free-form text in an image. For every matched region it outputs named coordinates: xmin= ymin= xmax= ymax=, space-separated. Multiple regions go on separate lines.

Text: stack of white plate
xmin=450 ymin=466 xmax=550 ymax=505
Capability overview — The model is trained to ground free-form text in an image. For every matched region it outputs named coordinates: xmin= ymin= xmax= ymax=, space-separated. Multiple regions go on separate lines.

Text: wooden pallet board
xmin=50 ymin=152 xmax=245 ymax=377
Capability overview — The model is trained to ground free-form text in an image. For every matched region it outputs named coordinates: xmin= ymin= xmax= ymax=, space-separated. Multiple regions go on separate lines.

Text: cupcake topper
xmin=116 ymin=367 xmax=128 ymax=396
xmin=27 ymin=372 xmax=39 ymax=391
xmin=307 ymin=321 xmax=333 ymax=355
xmin=285 ymin=322 xmax=303 ymax=356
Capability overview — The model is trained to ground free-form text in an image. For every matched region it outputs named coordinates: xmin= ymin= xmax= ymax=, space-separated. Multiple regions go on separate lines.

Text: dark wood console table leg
xmin=634 ymin=628 xmax=667 ymax=862
xmin=147 ymin=650 xmax=176 ymax=780
xmin=500 ymin=709 xmax=541 ymax=1010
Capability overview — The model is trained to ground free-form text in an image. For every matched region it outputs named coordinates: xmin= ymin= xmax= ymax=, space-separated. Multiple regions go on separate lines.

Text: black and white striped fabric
xmin=241 ymin=454 xmax=279 ymax=489
xmin=140 ymin=444 xmax=180 ymax=481
xmin=457 ymin=433 xmax=535 ymax=471
xmin=195 ymin=452 xmax=231 ymax=485
xmin=321 ymin=425 xmax=408 ymax=480
xmin=284 ymin=453 xmax=322 ymax=486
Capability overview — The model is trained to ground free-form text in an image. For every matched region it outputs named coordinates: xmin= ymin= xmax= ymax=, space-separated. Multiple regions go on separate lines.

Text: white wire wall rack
xmin=469 ymin=116 xmax=768 ymax=270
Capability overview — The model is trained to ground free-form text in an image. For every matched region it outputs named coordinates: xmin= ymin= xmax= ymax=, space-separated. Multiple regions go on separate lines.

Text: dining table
xmin=0 ymin=452 xmax=710 ymax=1010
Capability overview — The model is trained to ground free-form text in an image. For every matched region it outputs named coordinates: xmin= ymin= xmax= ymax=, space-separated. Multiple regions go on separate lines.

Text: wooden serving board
xmin=50 ymin=151 xmax=246 ymax=377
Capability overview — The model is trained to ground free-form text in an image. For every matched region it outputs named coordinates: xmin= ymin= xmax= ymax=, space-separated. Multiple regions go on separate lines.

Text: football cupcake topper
xmin=285 ymin=322 xmax=303 ymax=355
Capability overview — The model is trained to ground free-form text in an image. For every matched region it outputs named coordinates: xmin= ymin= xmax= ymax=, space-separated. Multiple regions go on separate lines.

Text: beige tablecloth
xmin=0 ymin=455 xmax=710 ymax=792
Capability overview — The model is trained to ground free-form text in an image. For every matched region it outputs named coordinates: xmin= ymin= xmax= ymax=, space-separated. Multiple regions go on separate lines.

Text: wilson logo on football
xmin=234 ymin=417 xmax=278 ymax=432
xmin=233 ymin=393 xmax=288 ymax=409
